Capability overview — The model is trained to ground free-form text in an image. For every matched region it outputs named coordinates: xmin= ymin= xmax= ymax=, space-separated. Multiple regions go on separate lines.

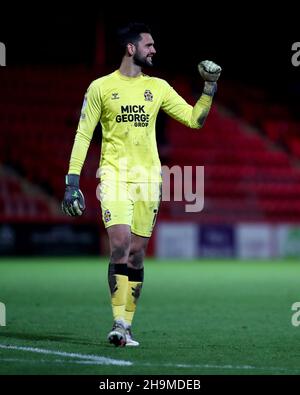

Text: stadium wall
xmin=154 ymin=222 xmax=300 ymax=259
xmin=0 ymin=223 xmax=101 ymax=256
xmin=2 ymin=221 xmax=300 ymax=259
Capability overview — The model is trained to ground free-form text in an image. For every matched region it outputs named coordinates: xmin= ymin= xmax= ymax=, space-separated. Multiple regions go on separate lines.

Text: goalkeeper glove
xmin=61 ymin=174 xmax=85 ymax=216
xmin=198 ymin=60 xmax=222 ymax=95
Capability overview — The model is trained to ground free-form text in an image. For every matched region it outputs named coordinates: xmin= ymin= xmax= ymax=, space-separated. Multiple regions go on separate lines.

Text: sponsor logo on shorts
xmin=104 ymin=209 xmax=111 ymax=223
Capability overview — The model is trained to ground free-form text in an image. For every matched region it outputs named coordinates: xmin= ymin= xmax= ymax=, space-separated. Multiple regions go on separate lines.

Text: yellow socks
xmin=108 ymin=263 xmax=128 ymax=322
xmin=125 ymin=268 xmax=144 ymax=326
xmin=108 ymin=264 xmax=144 ymax=325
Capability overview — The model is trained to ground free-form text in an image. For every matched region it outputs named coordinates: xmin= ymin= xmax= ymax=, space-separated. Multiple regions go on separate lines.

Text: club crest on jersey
xmin=111 ymin=93 xmax=120 ymax=100
xmin=144 ymin=89 xmax=153 ymax=102
xmin=104 ymin=209 xmax=111 ymax=223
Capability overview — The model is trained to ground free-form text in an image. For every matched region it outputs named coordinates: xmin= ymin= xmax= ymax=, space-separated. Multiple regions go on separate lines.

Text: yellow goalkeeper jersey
xmin=68 ymin=69 xmax=213 ymax=182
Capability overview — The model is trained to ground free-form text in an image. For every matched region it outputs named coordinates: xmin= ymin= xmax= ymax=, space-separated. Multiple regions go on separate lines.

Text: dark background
xmin=1 ymin=3 xmax=300 ymax=257
xmin=1 ymin=4 xmax=299 ymax=96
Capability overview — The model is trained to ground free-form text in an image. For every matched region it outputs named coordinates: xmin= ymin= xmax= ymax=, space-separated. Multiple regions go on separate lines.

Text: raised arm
xmin=161 ymin=60 xmax=221 ymax=129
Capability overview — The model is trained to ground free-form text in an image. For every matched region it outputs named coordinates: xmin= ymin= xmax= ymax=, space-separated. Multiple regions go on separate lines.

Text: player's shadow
xmin=0 ymin=331 xmax=100 ymax=346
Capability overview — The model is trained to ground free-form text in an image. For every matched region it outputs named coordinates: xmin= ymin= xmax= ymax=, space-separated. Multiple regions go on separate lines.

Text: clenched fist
xmin=198 ymin=60 xmax=222 ymax=82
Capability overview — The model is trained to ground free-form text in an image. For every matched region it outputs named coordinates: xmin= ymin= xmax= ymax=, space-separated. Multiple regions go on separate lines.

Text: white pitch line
xmin=0 ymin=344 xmax=132 ymax=366
xmin=1 ymin=357 xmax=121 ymax=366
xmin=0 ymin=343 xmax=298 ymax=373
xmin=165 ymin=362 xmax=297 ymax=373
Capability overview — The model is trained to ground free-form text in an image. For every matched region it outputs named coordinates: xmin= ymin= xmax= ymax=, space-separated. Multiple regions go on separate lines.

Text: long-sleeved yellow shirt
xmin=68 ymin=69 xmax=213 ymax=182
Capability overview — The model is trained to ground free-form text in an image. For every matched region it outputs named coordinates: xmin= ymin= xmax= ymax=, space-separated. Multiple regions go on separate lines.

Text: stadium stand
xmin=1 ymin=66 xmax=101 ymax=223
xmin=1 ymin=68 xmax=300 ymax=226
xmin=0 ymin=166 xmax=59 ymax=222
xmin=161 ymin=80 xmax=300 ymax=223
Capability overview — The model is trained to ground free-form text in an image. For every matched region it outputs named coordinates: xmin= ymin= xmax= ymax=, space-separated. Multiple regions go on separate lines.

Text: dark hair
xmin=117 ymin=22 xmax=152 ymax=52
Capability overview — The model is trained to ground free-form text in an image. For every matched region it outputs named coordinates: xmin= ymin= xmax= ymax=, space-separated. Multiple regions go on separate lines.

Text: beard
xmin=133 ymin=52 xmax=154 ymax=68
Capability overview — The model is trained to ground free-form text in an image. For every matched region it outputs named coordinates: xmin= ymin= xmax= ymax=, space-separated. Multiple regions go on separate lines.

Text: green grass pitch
xmin=0 ymin=257 xmax=300 ymax=375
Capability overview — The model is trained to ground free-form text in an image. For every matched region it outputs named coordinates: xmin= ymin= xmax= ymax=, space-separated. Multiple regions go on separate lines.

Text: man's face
xmin=133 ymin=33 xmax=156 ymax=67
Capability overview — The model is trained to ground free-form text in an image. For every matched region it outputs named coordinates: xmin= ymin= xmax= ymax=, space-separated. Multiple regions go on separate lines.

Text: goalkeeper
xmin=62 ymin=22 xmax=221 ymax=347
